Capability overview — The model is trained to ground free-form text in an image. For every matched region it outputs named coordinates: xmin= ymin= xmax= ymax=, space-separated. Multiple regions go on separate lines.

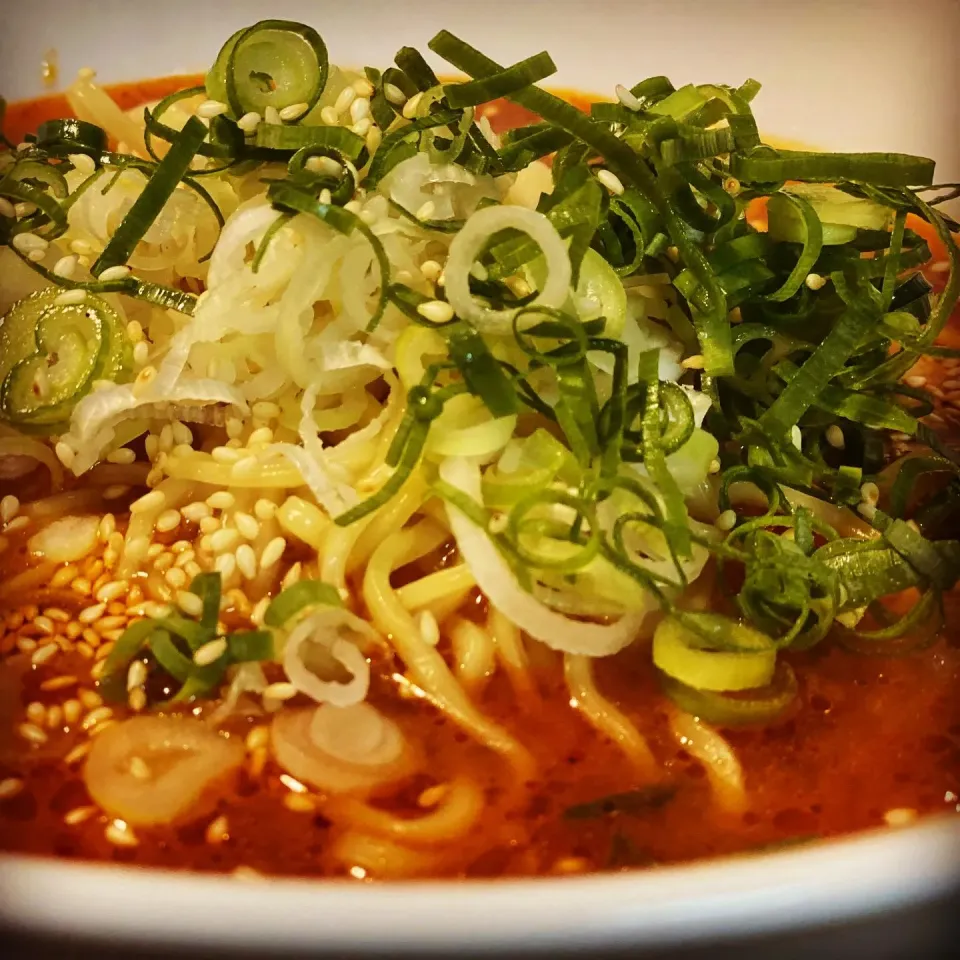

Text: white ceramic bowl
xmin=1 ymin=0 xmax=959 ymax=954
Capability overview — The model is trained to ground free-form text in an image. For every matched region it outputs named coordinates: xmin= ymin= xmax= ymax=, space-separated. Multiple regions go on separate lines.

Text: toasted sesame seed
xmin=419 ymin=259 xmax=443 ymax=282
xmin=96 ymin=615 xmax=127 ymax=633
xmin=930 ymin=260 xmax=950 ymax=274
xmin=263 ymin=681 xmax=297 ymax=701
xmin=197 ymin=99 xmax=229 ymax=119
xmin=64 ymin=741 xmax=92 ymax=766
xmin=805 ymin=273 xmax=828 ymax=291
xmin=82 ymin=706 xmax=114 ymax=731
xmin=0 ymin=777 xmax=25 ymax=800
xmin=130 ymin=490 xmax=166 ymax=514
xmin=97 ymin=264 xmax=131 ymax=282
xmin=12 ymin=232 xmax=48 ymax=254
xmin=681 ymin=355 xmax=705 ymax=370
xmin=15 ymin=637 xmax=37 ymax=655
xmin=215 ymin=553 xmax=237 ymax=580
xmin=383 ymin=82 xmax=407 ymax=106
xmin=194 ymin=637 xmax=227 ymax=666
xmin=402 ymin=92 xmax=423 ymax=119
xmin=54 ymin=441 xmax=76 ymax=468
xmin=4 ymin=515 xmax=29 ymax=533
xmin=349 ymin=97 xmax=371 ymax=124
xmin=0 ymin=197 xmax=15 ymax=218
xmin=236 ymin=544 xmax=258 ymax=580
xmin=211 ymin=446 xmax=243 ymax=465
xmin=825 ymin=425 xmax=845 ymax=449
xmin=31 ymin=642 xmax=59 ymax=666
xmin=199 ymin=517 xmax=221 ymax=536
xmin=155 ymin=509 xmax=182 ymax=534
xmin=334 ymin=85 xmax=357 ymax=114
xmin=254 ymin=499 xmax=277 ymax=521
xmin=1 ymin=495 xmax=20 ymax=524
xmin=231 ymin=456 xmax=259 ymax=480
xmin=366 ymin=125 xmax=382 ymax=153
xmin=63 ymin=698 xmax=82 ymax=725
xmin=905 ymin=375 xmax=927 ymax=389
xmin=181 ymin=501 xmax=213 ymax=524
xmin=78 ymin=688 xmax=103 ymax=710
xmin=245 ymin=726 xmax=269 ymax=751
xmin=417 ymin=299 xmax=455 ymax=324
xmin=26 ymin=701 xmax=46 ymax=724
xmin=90 ymin=583 xmax=123 ymax=608
xmin=54 ymin=289 xmax=87 ymax=306
xmin=259 ymin=536 xmax=286 ymax=571
xmin=279 ymin=101 xmax=309 ymax=122
xmin=596 ymin=169 xmax=625 ymax=195
xmin=52 ymin=254 xmax=78 ymax=278
xmin=282 ymin=561 xmax=302 ymax=589
xmin=164 ymin=568 xmax=187 ymax=590
xmin=46 ymin=704 xmax=63 ymax=729
xmin=19 ymin=722 xmax=48 ymax=745
xmin=320 ymin=105 xmax=339 ymax=125
xmin=105 ymin=819 xmax=138 ymax=847
xmin=206 ymin=815 xmax=230 ymax=845
xmin=614 ymin=83 xmax=643 ymax=111
xmin=128 ymin=687 xmax=147 ymax=712
xmin=64 ymin=805 xmax=97 ymax=825
xmin=41 ymin=675 xmax=78 ymax=692
xmin=210 ymin=529 xmax=241 ymax=554
xmin=237 ymin=111 xmax=262 ymax=132
xmin=884 ymin=807 xmax=918 ymax=827
xmin=417 ymin=610 xmax=440 ymax=646
xmin=247 ymin=426 xmax=274 ymax=447
xmin=177 ymin=591 xmax=205 ymax=618
xmin=33 ymin=616 xmax=56 ymax=636
xmin=283 ymin=793 xmax=316 ymax=813
xmin=252 ymin=400 xmax=281 ymax=421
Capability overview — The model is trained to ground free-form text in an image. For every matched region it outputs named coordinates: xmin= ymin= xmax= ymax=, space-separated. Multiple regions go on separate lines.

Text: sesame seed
xmin=279 ymin=101 xmax=310 ymax=122
xmin=884 ymin=807 xmax=918 ymax=827
xmin=96 ymin=580 xmax=128 ymax=604
xmin=26 ymin=702 xmax=46 ymax=725
xmin=715 ymin=509 xmax=738 ymax=532
xmin=155 ymin=509 xmax=182 ymax=534
xmin=247 ymin=426 xmax=273 ymax=447
xmin=419 ymin=259 xmax=443 ymax=282
xmin=164 ymin=568 xmax=188 ymax=590
xmin=32 ymin=615 xmax=56 ymax=636
xmin=930 ymin=260 xmax=950 ymax=274
xmin=197 ymin=99 xmax=229 ymax=119
xmin=54 ymin=289 xmax=87 ymax=306
xmin=97 ymin=264 xmax=131 ymax=282
xmin=78 ymin=688 xmax=103 ymax=711
xmin=259 ymin=536 xmax=286 ymax=570
xmin=252 ymin=401 xmax=281 ymax=421
xmin=596 ymin=169 xmax=625 ymax=195
xmin=96 ymin=615 xmax=127 ymax=633
xmin=130 ymin=490 xmax=166 ymax=514
xmin=63 ymin=699 xmax=82 ymax=725
xmin=182 ymin=501 xmax=213 ymax=523
xmin=206 ymin=815 xmax=230 ymax=845
xmin=133 ymin=342 xmax=149 ymax=367
xmin=0 ymin=197 xmax=15 ymax=218
xmin=254 ymin=499 xmax=277 ymax=521
xmin=905 ymin=375 xmax=927 ymax=388
xmin=64 ymin=805 xmax=97 ymax=825
xmin=366 ymin=125 xmax=382 ymax=153
xmin=320 ymin=105 xmax=339 ymax=125
xmin=105 ymin=819 xmax=138 ymax=847
xmin=215 ymin=553 xmax=237 ymax=581
xmin=236 ymin=544 xmax=258 ymax=580
xmin=335 ymin=86 xmax=357 ymax=114
xmin=282 ymin=561 xmax=302 ymax=589
xmin=210 ymin=528 xmax=241 ymax=554
xmin=199 ymin=517 xmax=221 ymax=536
xmin=64 ymin=741 xmax=92 ymax=765
xmin=46 ymin=704 xmax=63 ymax=730
xmin=4 ymin=515 xmax=29 ymax=533
xmin=233 ymin=512 xmax=259 ymax=541
xmin=212 ymin=446 xmax=243 ymax=464
xmin=417 ymin=609 xmax=440 ymax=646
xmin=176 ymin=591 xmax=205 ymax=618
xmin=383 ymin=82 xmax=407 ymax=105
xmin=350 ymin=97 xmax=370 ymax=124
xmin=194 ymin=637 xmax=227 ymax=666
xmin=31 ymin=643 xmax=58 ymax=666
xmin=41 ymin=675 xmax=78 ymax=692
xmin=231 ymin=456 xmax=260 ymax=480
xmin=681 ymin=355 xmax=705 ymax=370
xmin=283 ymin=793 xmax=316 ymax=813
xmin=53 ymin=254 xmax=78 ymax=278
xmin=12 ymin=232 xmax=48 ymax=254
xmin=236 ymin=111 xmax=262 ymax=133
xmin=825 ymin=425 xmax=845 ymax=449
xmin=402 ymin=92 xmax=423 ymax=119
xmin=0 ymin=495 xmax=19 ymax=523
xmin=614 ymin=84 xmax=643 ymax=111
xmin=128 ymin=688 xmax=147 ymax=712
xmin=805 ymin=273 xmax=828 ymax=291
xmin=318 ymin=188 xmax=333 ymax=205
xmin=0 ymin=777 xmax=24 ymax=800
xmin=417 ymin=299 xmax=455 ymax=324
xmin=19 ymin=722 xmax=48 ymax=745
xmin=708 ymin=459 xmax=721 ymax=475
xmin=82 ymin=706 xmax=114 ymax=731
xmin=44 ymin=607 xmax=70 ymax=623
xmin=263 ymin=681 xmax=297 ymax=701
xmin=245 ymin=726 xmax=269 ymax=751
xmin=55 ymin=442 xmax=75 ymax=468
xmin=790 ymin=425 xmax=802 ymax=450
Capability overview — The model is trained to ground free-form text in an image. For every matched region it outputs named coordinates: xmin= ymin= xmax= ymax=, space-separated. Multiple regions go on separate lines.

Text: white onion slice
xmin=28 ymin=515 xmax=100 ymax=564
xmin=271 ymin=705 xmax=415 ymax=795
xmin=445 ymin=206 xmax=571 ymax=333
xmin=283 ymin=606 xmax=379 ymax=706
xmin=64 ymin=378 xmax=245 ymax=474
xmin=84 ymin=716 xmax=245 ymax=826
xmin=439 ymin=456 xmax=652 ymax=656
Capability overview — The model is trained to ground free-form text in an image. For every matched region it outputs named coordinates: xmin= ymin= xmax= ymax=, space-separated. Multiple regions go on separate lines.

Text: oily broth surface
xmin=0 ymin=78 xmax=958 ymax=879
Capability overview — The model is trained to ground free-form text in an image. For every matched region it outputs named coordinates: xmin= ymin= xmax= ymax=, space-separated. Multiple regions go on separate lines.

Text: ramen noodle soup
xmin=0 ymin=20 xmax=958 ymax=880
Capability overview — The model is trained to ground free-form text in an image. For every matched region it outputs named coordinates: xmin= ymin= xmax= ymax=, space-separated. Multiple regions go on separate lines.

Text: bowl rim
xmin=1 ymin=816 xmax=958 ymax=953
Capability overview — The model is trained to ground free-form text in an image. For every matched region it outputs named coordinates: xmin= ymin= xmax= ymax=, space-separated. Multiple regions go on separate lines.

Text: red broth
xmin=0 ymin=77 xmax=958 ymax=880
